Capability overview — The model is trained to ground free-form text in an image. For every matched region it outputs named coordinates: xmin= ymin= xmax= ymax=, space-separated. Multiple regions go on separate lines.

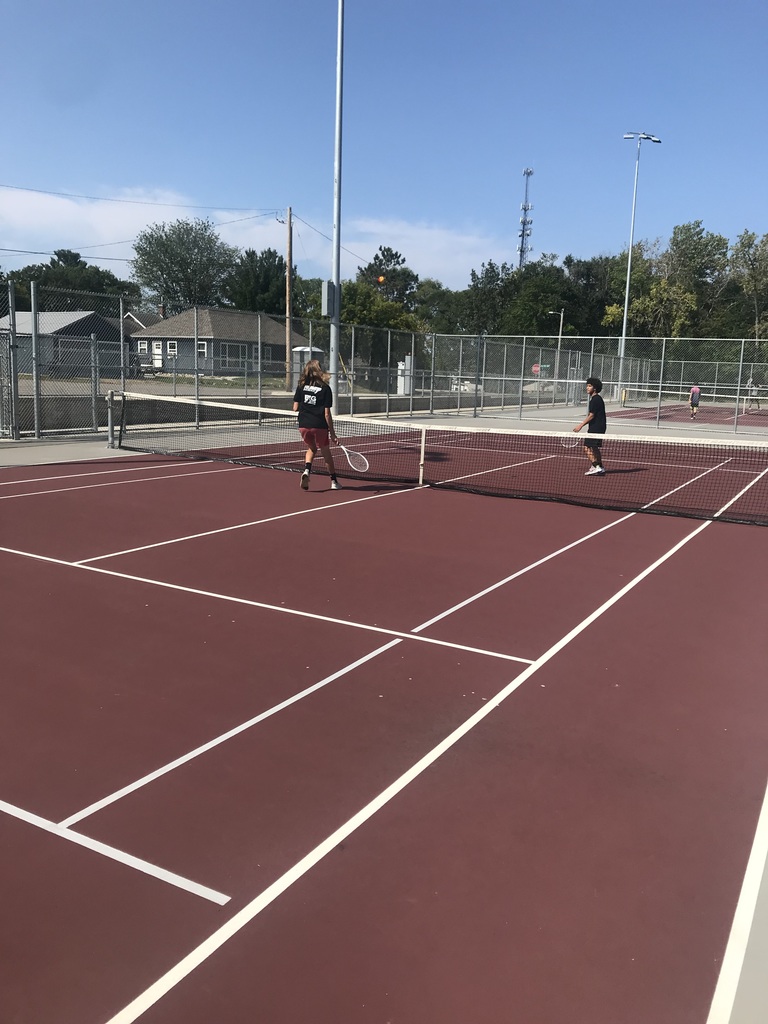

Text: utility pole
xmin=517 ymin=168 xmax=534 ymax=271
xmin=285 ymin=206 xmax=293 ymax=391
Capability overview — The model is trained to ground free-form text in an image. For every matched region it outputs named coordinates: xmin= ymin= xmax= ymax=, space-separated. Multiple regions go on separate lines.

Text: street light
xmin=547 ymin=308 xmax=564 ymax=403
xmin=619 ymin=132 xmax=661 ymax=397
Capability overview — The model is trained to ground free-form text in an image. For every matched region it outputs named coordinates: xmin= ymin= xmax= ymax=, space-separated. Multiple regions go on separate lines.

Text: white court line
xmin=61 ymin=512 xmax=637 ymax=826
xmin=0 ymin=460 xmax=198 ymax=487
xmin=77 ymin=484 xmax=422 ymax=564
xmin=435 ymin=451 xmax=560 ymax=486
xmin=414 ymin=511 xmax=636 ymax=631
xmin=103 ymin=512 xmax=720 ymax=1024
xmin=640 ymin=458 xmax=734 ymax=510
xmin=0 ymin=464 xmax=246 ymax=501
xmin=0 ymin=799 xmax=229 ymax=906
xmin=706 ymin=777 xmax=768 ymax=1024
xmin=60 ymin=640 xmax=404 ymax=828
xmin=0 ymin=545 xmax=532 ymax=666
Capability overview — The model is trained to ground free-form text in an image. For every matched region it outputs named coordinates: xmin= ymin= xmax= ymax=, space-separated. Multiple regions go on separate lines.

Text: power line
xmin=0 ymin=181 xmax=278 ymax=213
xmin=292 ymin=213 xmax=371 ymax=266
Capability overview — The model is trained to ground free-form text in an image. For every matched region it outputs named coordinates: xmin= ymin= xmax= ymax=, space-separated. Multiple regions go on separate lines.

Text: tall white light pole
xmin=328 ymin=0 xmax=344 ymax=397
xmin=619 ymin=132 xmax=661 ymax=394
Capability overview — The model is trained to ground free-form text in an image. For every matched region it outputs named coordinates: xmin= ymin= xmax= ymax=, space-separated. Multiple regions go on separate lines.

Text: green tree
xmin=562 ymin=253 xmax=626 ymax=335
xmin=410 ymin=277 xmax=462 ymax=334
xmin=459 ymin=260 xmax=514 ymax=335
xmin=223 ymin=248 xmax=287 ymax=313
xmin=6 ymin=249 xmax=140 ymax=310
xmin=131 ymin=218 xmax=239 ymax=314
xmin=340 ymin=280 xmax=423 ymax=364
xmin=730 ymin=230 xmax=768 ymax=340
xmin=499 ymin=256 xmax=571 ymax=335
xmin=357 ymin=246 xmax=419 ymax=308
xmin=292 ymin=276 xmax=323 ymax=319
xmin=624 ymin=279 xmax=697 ymax=338
xmin=661 ymin=221 xmax=728 ymax=293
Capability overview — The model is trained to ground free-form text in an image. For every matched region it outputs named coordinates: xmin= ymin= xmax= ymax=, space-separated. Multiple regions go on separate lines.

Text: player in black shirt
xmin=292 ymin=359 xmax=342 ymax=490
xmin=573 ymin=377 xmax=606 ymax=475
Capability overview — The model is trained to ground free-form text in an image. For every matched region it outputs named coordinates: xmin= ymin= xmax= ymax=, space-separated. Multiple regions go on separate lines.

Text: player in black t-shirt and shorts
xmin=573 ymin=377 xmax=606 ymax=475
xmin=292 ymin=359 xmax=342 ymax=490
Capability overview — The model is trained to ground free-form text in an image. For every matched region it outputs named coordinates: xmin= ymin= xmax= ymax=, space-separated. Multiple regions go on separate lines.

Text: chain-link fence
xmin=2 ymin=281 xmax=768 ymax=437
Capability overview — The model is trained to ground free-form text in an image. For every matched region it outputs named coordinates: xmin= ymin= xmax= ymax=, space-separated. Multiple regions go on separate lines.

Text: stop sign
xmin=531 ymin=363 xmax=540 ymax=375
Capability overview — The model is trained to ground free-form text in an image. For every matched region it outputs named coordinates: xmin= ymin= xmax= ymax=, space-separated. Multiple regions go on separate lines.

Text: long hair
xmin=299 ymin=359 xmax=329 ymax=388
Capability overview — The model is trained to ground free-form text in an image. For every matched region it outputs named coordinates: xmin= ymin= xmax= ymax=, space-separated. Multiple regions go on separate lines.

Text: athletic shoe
xmin=300 ymin=471 xmax=310 ymax=490
xmin=595 ymin=466 xmax=606 ymax=474
xmin=331 ymin=480 xmax=343 ymax=490
xmin=585 ymin=465 xmax=601 ymax=475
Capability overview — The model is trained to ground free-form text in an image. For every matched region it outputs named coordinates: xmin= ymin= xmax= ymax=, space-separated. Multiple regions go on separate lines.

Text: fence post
xmin=30 ymin=281 xmax=41 ymax=438
xmin=429 ymin=333 xmax=436 ymax=415
xmin=8 ymin=280 xmax=20 ymax=439
xmin=350 ymin=326 xmax=356 ymax=416
xmin=735 ymin=339 xmax=745 ymax=432
xmin=518 ymin=337 xmax=526 ymax=419
xmin=410 ymin=332 xmax=415 ymax=416
xmin=194 ymin=306 xmax=200 ymax=428
xmin=655 ymin=338 xmax=666 ymax=426
xmin=501 ymin=342 xmax=508 ymax=412
xmin=258 ymin=314 xmax=263 ymax=408
xmin=106 ymin=390 xmax=115 ymax=448
xmin=90 ymin=333 xmax=99 ymax=432
xmin=385 ymin=330 xmax=391 ymax=418
xmin=119 ymin=295 xmax=126 ymax=393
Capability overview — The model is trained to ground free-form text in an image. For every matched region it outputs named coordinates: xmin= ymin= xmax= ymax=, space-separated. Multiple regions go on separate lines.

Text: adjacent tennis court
xmin=1 ymin=422 xmax=768 ymax=1024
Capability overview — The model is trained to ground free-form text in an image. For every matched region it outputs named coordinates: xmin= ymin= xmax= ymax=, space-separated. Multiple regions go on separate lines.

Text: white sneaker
xmin=596 ymin=466 xmax=606 ymax=474
xmin=331 ymin=480 xmax=343 ymax=490
xmin=585 ymin=465 xmax=601 ymax=475
xmin=300 ymin=471 xmax=310 ymax=490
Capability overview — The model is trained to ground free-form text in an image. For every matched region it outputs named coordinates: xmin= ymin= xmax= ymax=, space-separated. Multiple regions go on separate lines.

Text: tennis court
xmin=1 ymin=415 xmax=768 ymax=1024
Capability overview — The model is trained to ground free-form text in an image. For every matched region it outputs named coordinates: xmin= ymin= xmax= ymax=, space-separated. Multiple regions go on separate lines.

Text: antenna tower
xmin=517 ymin=168 xmax=534 ymax=270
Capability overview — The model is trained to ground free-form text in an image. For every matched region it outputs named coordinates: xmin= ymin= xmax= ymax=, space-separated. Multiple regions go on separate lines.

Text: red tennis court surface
xmin=1 ymin=449 xmax=768 ymax=1024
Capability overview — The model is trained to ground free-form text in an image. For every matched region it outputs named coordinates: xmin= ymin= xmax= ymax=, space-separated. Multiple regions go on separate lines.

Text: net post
xmin=418 ymin=426 xmax=426 ymax=486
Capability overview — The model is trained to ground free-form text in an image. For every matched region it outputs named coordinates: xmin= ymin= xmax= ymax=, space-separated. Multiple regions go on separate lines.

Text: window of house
xmin=197 ymin=341 xmax=207 ymax=359
xmin=167 ymin=340 xmax=178 ymax=356
xmin=138 ymin=340 xmax=149 ymax=354
xmin=221 ymin=343 xmax=246 ymax=369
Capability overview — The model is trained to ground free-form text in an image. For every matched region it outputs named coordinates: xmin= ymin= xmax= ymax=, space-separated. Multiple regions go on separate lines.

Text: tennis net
xmin=114 ymin=391 xmax=768 ymax=527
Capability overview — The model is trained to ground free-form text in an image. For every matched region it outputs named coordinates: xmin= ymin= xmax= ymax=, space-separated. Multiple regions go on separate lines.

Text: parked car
xmin=450 ymin=378 xmax=483 ymax=394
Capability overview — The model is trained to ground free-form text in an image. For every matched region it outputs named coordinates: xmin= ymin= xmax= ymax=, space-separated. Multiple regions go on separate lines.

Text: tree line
xmin=3 ymin=218 xmax=768 ymax=354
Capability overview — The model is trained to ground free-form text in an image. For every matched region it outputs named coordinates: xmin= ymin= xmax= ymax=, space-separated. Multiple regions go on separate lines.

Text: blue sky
xmin=2 ymin=0 xmax=767 ymax=290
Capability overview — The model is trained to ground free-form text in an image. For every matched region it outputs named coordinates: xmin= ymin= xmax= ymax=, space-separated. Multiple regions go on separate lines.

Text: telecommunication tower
xmin=517 ymin=168 xmax=534 ymax=270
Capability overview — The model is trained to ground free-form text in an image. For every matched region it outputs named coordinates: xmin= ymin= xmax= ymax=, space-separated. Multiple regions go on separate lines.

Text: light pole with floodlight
xmin=618 ymin=132 xmax=661 ymax=397
xmin=548 ymin=308 xmax=564 ymax=402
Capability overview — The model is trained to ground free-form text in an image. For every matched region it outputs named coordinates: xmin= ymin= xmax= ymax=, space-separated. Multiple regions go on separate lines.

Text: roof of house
xmin=0 ymin=311 xmax=119 ymax=336
xmin=130 ymin=307 xmax=305 ymax=346
xmin=123 ymin=311 xmax=164 ymax=334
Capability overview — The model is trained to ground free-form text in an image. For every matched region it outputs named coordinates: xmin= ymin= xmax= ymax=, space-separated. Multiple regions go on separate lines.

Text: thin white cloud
xmin=0 ymin=188 xmax=501 ymax=290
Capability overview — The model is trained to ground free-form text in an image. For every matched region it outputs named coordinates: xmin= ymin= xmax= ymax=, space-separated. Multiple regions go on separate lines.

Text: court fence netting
xmin=111 ymin=391 xmax=768 ymax=528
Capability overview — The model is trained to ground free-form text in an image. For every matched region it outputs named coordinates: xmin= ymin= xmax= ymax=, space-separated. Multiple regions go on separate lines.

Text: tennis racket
xmin=560 ymin=435 xmax=581 ymax=448
xmin=337 ymin=444 xmax=369 ymax=473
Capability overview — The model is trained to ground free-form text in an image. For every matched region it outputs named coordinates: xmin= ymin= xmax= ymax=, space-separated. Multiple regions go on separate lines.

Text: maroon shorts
xmin=299 ymin=427 xmax=330 ymax=449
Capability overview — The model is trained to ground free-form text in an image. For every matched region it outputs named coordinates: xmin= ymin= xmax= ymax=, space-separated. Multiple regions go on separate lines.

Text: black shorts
xmin=584 ymin=436 xmax=603 ymax=450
